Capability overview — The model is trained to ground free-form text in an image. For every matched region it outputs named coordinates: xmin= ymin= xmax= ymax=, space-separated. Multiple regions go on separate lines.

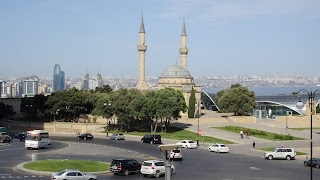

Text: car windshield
xmin=119 ymin=134 xmax=123 ymax=135
xmin=57 ymin=170 xmax=66 ymax=175
xmin=143 ymin=162 xmax=152 ymax=166
xmin=220 ymin=145 xmax=226 ymax=147
xmin=272 ymin=148 xmax=277 ymax=152
xmin=172 ymin=150 xmax=180 ymax=153
xmin=188 ymin=141 xmax=194 ymax=143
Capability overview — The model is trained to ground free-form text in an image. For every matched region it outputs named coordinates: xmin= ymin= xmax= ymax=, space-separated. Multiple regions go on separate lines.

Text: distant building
xmin=21 ymin=75 xmax=39 ymax=97
xmin=97 ymin=72 xmax=102 ymax=88
xmin=83 ymin=73 xmax=89 ymax=91
xmin=53 ymin=64 xmax=65 ymax=92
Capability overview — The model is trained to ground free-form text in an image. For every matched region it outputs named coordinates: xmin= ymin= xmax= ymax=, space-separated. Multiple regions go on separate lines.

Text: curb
xmin=15 ymin=161 xmax=113 ymax=176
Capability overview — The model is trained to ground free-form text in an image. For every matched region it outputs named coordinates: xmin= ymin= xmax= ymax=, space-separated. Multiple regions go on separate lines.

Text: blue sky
xmin=1 ymin=0 xmax=320 ymax=78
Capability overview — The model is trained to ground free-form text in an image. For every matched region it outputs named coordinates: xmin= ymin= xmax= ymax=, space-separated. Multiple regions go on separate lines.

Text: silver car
xmin=109 ymin=133 xmax=125 ymax=140
xmin=51 ymin=169 xmax=97 ymax=180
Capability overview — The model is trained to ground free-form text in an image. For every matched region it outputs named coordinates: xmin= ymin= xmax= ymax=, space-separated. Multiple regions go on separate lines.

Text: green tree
xmin=216 ymin=84 xmax=257 ymax=116
xmin=95 ymin=84 xmax=113 ymax=93
xmin=188 ymin=87 xmax=196 ymax=118
xmin=0 ymin=102 xmax=15 ymax=121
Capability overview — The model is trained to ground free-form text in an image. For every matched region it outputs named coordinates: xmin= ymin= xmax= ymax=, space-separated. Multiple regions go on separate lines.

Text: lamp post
xmin=295 ymin=88 xmax=320 ymax=180
xmin=26 ymin=104 xmax=32 ymax=128
xmin=158 ymin=144 xmax=182 ymax=180
xmin=197 ymin=100 xmax=200 ymax=146
xmin=104 ymin=101 xmax=111 ymax=137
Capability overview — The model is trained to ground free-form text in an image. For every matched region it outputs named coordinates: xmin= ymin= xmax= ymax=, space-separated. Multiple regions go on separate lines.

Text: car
xmin=141 ymin=134 xmax=161 ymax=144
xmin=208 ymin=143 xmax=229 ymax=153
xmin=168 ymin=149 xmax=183 ymax=159
xmin=0 ymin=132 xmax=11 ymax=143
xmin=140 ymin=160 xmax=175 ymax=178
xmin=15 ymin=132 xmax=27 ymax=142
xmin=304 ymin=158 xmax=320 ymax=168
xmin=264 ymin=148 xmax=296 ymax=160
xmin=109 ymin=133 xmax=125 ymax=140
xmin=51 ymin=169 xmax=97 ymax=180
xmin=176 ymin=140 xmax=197 ymax=149
xmin=77 ymin=133 xmax=93 ymax=140
xmin=110 ymin=159 xmax=141 ymax=176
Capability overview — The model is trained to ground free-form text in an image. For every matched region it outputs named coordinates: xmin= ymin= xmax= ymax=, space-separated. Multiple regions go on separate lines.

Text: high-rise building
xmin=97 ymin=72 xmax=102 ymax=88
xmin=21 ymin=75 xmax=39 ymax=97
xmin=53 ymin=64 xmax=65 ymax=92
xmin=83 ymin=73 xmax=89 ymax=91
xmin=0 ymin=80 xmax=5 ymax=98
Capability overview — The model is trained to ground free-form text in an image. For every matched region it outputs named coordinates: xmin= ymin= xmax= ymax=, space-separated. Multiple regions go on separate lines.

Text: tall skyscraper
xmin=97 ymin=72 xmax=102 ymax=88
xmin=21 ymin=75 xmax=39 ymax=97
xmin=53 ymin=64 xmax=65 ymax=92
xmin=83 ymin=73 xmax=89 ymax=91
xmin=0 ymin=80 xmax=5 ymax=98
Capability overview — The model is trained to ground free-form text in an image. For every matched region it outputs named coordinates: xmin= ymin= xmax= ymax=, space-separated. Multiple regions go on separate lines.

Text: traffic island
xmin=15 ymin=159 xmax=111 ymax=176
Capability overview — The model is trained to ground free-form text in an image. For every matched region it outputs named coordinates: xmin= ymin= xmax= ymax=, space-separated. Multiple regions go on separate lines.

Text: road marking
xmin=0 ymin=174 xmax=11 ymax=176
xmin=0 ymin=148 xmax=25 ymax=152
xmin=250 ymin=167 xmax=262 ymax=170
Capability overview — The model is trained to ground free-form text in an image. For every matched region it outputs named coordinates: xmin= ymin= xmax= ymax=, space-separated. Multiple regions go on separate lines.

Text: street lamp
xmin=158 ymin=144 xmax=182 ymax=180
xmin=295 ymin=88 xmax=320 ymax=180
xmin=104 ymin=101 xmax=111 ymax=137
xmin=196 ymin=100 xmax=200 ymax=146
xmin=25 ymin=104 xmax=32 ymax=128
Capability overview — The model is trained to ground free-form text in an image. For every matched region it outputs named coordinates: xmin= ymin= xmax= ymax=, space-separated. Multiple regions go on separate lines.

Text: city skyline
xmin=1 ymin=0 xmax=320 ymax=79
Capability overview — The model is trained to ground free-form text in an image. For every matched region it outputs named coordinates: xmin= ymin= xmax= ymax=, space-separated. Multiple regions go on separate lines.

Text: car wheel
xmin=113 ymin=173 xmax=118 ymax=175
xmin=268 ymin=155 xmax=273 ymax=160
xmin=171 ymin=168 xmax=174 ymax=175
xmin=186 ymin=145 xmax=189 ymax=149
xmin=77 ymin=137 xmax=80 ymax=140
xmin=304 ymin=162 xmax=308 ymax=166
xmin=286 ymin=156 xmax=291 ymax=160
xmin=143 ymin=174 xmax=148 ymax=177
xmin=155 ymin=170 xmax=160 ymax=178
xmin=84 ymin=137 xmax=87 ymax=140
xmin=316 ymin=164 xmax=320 ymax=169
xmin=89 ymin=178 xmax=94 ymax=180
xmin=123 ymin=169 xmax=130 ymax=176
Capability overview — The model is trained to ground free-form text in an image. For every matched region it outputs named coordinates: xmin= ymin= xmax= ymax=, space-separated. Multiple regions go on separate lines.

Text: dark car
xmin=304 ymin=158 xmax=320 ymax=168
xmin=141 ymin=134 xmax=161 ymax=144
xmin=77 ymin=133 xmax=93 ymax=140
xmin=15 ymin=132 xmax=27 ymax=142
xmin=110 ymin=159 xmax=141 ymax=176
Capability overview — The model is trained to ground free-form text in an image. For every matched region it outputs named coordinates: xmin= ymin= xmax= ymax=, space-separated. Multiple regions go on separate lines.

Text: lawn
xmin=289 ymin=127 xmax=320 ymax=131
xmin=104 ymin=127 xmax=236 ymax=144
xmin=23 ymin=159 xmax=110 ymax=172
xmin=257 ymin=147 xmax=307 ymax=155
xmin=212 ymin=126 xmax=306 ymax=141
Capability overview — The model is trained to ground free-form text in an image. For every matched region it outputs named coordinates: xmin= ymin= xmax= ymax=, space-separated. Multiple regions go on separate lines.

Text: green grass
xmin=104 ymin=127 xmax=236 ymax=144
xmin=23 ymin=159 xmax=110 ymax=172
xmin=289 ymin=127 xmax=320 ymax=131
xmin=213 ymin=126 xmax=306 ymax=141
xmin=257 ymin=147 xmax=307 ymax=155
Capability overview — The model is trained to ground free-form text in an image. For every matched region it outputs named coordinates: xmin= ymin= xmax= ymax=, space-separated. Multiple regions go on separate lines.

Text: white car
xmin=109 ymin=133 xmax=125 ymax=140
xmin=51 ymin=169 xmax=97 ymax=180
xmin=208 ymin=143 xmax=229 ymax=153
xmin=264 ymin=148 xmax=296 ymax=160
xmin=169 ymin=149 xmax=183 ymax=159
xmin=176 ymin=140 xmax=197 ymax=149
xmin=140 ymin=160 xmax=175 ymax=178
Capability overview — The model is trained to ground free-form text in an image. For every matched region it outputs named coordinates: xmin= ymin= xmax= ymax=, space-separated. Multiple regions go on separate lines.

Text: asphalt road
xmin=1 ymin=136 xmax=320 ymax=180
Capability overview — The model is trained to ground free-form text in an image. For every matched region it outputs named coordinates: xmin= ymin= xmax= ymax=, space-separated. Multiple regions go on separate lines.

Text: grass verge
xmin=212 ymin=126 xmax=306 ymax=141
xmin=104 ymin=127 xmax=236 ymax=144
xmin=23 ymin=159 xmax=110 ymax=172
xmin=289 ymin=127 xmax=320 ymax=131
xmin=257 ymin=147 xmax=307 ymax=155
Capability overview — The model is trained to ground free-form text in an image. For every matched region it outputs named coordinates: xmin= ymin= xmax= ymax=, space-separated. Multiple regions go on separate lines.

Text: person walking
xmin=245 ymin=131 xmax=249 ymax=139
xmin=253 ymin=141 xmax=256 ymax=149
xmin=240 ymin=130 xmax=243 ymax=139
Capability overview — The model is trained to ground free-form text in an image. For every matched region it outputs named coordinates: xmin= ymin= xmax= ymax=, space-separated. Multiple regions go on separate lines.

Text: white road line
xmin=0 ymin=148 xmax=25 ymax=151
xmin=250 ymin=167 xmax=262 ymax=170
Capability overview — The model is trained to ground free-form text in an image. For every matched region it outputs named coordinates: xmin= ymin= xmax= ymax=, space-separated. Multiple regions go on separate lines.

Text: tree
xmin=0 ymin=102 xmax=15 ymax=121
xmin=216 ymin=84 xmax=257 ymax=116
xmin=188 ymin=87 xmax=196 ymax=118
xmin=95 ymin=84 xmax=113 ymax=93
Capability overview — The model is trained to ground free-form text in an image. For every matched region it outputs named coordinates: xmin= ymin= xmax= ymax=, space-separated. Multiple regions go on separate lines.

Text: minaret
xmin=136 ymin=14 xmax=148 ymax=91
xmin=179 ymin=18 xmax=188 ymax=69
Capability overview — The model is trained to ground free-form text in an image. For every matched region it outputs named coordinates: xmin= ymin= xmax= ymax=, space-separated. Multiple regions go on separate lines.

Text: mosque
xmin=136 ymin=15 xmax=201 ymax=115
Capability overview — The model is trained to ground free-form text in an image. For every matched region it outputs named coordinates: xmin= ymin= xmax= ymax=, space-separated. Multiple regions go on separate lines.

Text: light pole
xmin=197 ymin=100 xmax=200 ymax=146
xmin=26 ymin=104 xmax=32 ymax=128
xmin=286 ymin=111 xmax=288 ymax=133
xmin=295 ymin=88 xmax=320 ymax=180
xmin=104 ymin=101 xmax=111 ymax=137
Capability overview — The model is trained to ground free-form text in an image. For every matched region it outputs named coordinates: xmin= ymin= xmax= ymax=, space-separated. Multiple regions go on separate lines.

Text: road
xmin=0 ymin=135 xmax=320 ymax=180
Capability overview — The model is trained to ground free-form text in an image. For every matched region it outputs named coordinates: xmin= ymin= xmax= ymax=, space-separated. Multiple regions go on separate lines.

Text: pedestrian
xmin=240 ymin=130 xmax=243 ymax=139
xmin=253 ymin=141 xmax=256 ymax=149
xmin=246 ymin=131 xmax=249 ymax=139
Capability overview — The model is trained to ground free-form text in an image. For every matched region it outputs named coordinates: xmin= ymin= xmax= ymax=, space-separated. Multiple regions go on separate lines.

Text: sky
xmin=1 ymin=0 xmax=320 ymax=79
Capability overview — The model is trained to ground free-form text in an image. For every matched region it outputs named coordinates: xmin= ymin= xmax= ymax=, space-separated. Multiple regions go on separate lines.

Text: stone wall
xmin=276 ymin=115 xmax=320 ymax=128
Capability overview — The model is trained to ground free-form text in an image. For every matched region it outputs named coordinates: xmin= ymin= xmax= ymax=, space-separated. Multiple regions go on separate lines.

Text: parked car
xmin=109 ymin=133 xmax=125 ymax=140
xmin=141 ymin=134 xmax=161 ymax=144
xmin=140 ymin=160 xmax=175 ymax=178
xmin=51 ymin=169 xmax=97 ymax=180
xmin=264 ymin=148 xmax=296 ymax=160
xmin=176 ymin=140 xmax=197 ymax=149
xmin=169 ymin=149 xmax=183 ymax=159
xmin=77 ymin=133 xmax=93 ymax=140
xmin=0 ymin=132 xmax=11 ymax=143
xmin=304 ymin=158 xmax=320 ymax=168
xmin=110 ymin=159 xmax=141 ymax=176
xmin=15 ymin=132 xmax=27 ymax=142
xmin=208 ymin=143 xmax=229 ymax=153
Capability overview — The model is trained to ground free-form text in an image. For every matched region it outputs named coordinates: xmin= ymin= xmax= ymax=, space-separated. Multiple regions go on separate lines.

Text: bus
xmin=25 ymin=130 xmax=50 ymax=149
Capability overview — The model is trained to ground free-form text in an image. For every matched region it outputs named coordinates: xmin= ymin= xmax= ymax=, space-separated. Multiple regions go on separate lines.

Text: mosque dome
xmin=160 ymin=65 xmax=192 ymax=78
